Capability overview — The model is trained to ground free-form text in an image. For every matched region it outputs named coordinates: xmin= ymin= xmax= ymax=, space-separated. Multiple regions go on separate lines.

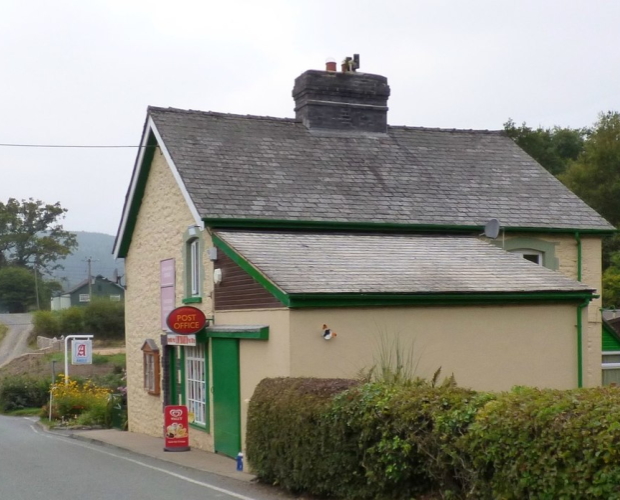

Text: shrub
xmin=464 ymin=386 xmax=620 ymax=499
xmin=59 ymin=307 xmax=85 ymax=334
xmin=83 ymin=299 xmax=125 ymax=340
xmin=0 ymin=376 xmax=50 ymax=412
xmin=32 ymin=310 xmax=61 ymax=337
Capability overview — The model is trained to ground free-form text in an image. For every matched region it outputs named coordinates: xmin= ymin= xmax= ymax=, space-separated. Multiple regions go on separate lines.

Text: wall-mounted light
xmin=213 ymin=268 xmax=223 ymax=285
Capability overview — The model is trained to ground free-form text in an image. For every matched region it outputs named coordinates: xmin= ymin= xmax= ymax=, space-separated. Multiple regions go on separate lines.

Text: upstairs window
xmin=190 ymin=238 xmax=200 ymax=296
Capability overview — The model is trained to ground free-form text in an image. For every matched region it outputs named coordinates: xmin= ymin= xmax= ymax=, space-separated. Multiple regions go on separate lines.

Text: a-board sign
xmin=166 ymin=306 xmax=206 ymax=335
xmin=164 ymin=405 xmax=190 ymax=452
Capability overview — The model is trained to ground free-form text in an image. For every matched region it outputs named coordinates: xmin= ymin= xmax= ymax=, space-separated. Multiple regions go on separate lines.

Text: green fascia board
xmin=286 ymin=291 xmax=595 ymax=308
xmin=117 ymin=132 xmax=159 ymax=258
xmin=210 ymin=232 xmax=290 ymax=306
xmin=205 ymin=326 xmax=269 ymax=340
xmin=204 ymin=218 xmax=616 ymax=235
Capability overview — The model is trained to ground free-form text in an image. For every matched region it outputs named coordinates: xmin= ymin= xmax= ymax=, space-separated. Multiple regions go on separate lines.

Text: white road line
xmin=30 ymin=425 xmax=257 ymax=500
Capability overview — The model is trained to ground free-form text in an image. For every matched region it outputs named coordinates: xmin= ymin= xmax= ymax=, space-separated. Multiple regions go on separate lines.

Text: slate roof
xmin=149 ymin=107 xmax=613 ymax=231
xmin=214 ymin=230 xmax=594 ymax=295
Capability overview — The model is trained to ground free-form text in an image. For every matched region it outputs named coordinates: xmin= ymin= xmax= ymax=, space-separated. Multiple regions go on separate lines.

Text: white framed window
xmin=185 ymin=344 xmax=206 ymax=426
xmin=190 ymin=238 xmax=200 ymax=296
xmin=602 ymin=351 xmax=620 ymax=386
xmin=110 ymin=294 xmax=121 ymax=301
xmin=510 ymin=249 xmax=543 ymax=265
xmin=79 ymin=294 xmax=90 ymax=302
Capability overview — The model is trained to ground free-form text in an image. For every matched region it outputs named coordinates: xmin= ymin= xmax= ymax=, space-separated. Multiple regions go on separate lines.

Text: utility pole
xmin=84 ymin=257 xmax=99 ymax=302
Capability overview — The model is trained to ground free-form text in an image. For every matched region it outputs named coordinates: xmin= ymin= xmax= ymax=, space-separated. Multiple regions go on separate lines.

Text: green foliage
xmin=504 ymin=119 xmax=586 ymax=176
xmin=0 ymin=266 xmax=36 ymax=313
xmin=51 ymin=377 xmax=111 ymax=425
xmin=248 ymin=378 xmax=620 ymax=499
xmin=0 ymin=375 xmax=50 ymax=412
xmin=32 ymin=310 xmax=61 ymax=336
xmin=33 ymin=302 xmax=125 ymax=339
xmin=0 ymin=198 xmax=77 ymax=274
xmin=465 ymin=387 xmax=620 ymax=499
xmin=0 ymin=322 xmax=7 ymax=342
xmin=59 ymin=307 xmax=85 ymax=334
xmin=83 ymin=299 xmax=125 ymax=339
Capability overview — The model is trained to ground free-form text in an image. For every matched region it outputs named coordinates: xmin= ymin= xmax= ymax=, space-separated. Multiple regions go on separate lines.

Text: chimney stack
xmin=292 ymin=55 xmax=390 ymax=133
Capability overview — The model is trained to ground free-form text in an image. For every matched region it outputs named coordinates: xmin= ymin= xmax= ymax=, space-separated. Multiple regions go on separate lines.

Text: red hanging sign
xmin=166 ymin=306 xmax=207 ymax=335
xmin=164 ymin=405 xmax=190 ymax=452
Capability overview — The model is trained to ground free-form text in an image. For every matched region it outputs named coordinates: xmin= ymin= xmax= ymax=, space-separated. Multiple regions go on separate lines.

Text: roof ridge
xmin=147 ymin=106 xmax=297 ymax=124
xmin=390 ymin=124 xmax=505 ymax=135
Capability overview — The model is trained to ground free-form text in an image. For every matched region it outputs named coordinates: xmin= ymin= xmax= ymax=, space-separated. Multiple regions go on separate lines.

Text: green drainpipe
xmin=575 ymin=232 xmax=584 ymax=388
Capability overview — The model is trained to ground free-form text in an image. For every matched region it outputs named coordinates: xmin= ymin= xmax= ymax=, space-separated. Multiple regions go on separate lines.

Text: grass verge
xmin=0 ymin=323 xmax=7 ymax=344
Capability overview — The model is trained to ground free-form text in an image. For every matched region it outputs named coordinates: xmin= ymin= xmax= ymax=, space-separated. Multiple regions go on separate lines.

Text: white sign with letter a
xmin=72 ymin=339 xmax=93 ymax=365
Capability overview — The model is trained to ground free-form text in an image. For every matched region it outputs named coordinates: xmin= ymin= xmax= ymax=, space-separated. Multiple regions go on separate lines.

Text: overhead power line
xmin=0 ymin=143 xmax=157 ymax=149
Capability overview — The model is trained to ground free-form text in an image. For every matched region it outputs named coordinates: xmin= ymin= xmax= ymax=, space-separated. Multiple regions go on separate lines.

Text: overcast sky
xmin=2 ymin=0 xmax=619 ymax=236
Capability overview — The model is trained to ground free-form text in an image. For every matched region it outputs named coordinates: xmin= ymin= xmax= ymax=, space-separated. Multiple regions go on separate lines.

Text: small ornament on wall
xmin=322 ymin=324 xmax=337 ymax=340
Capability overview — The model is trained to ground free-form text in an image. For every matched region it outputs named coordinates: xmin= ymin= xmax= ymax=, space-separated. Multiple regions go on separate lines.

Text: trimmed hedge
xmin=0 ymin=376 xmax=50 ymax=412
xmin=247 ymin=379 xmax=620 ymax=499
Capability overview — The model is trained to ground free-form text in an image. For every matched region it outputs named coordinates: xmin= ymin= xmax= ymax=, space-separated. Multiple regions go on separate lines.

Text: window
xmin=79 ymin=294 xmax=90 ymax=302
xmin=110 ymin=294 xmax=121 ymax=301
xmin=603 ymin=352 xmax=620 ymax=386
xmin=510 ymin=249 xmax=543 ymax=266
xmin=141 ymin=339 xmax=160 ymax=395
xmin=190 ymin=238 xmax=200 ymax=296
xmin=185 ymin=344 xmax=207 ymax=426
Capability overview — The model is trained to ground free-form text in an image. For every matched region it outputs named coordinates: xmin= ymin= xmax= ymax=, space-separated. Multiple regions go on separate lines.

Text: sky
xmin=2 ymin=0 xmax=620 ymax=236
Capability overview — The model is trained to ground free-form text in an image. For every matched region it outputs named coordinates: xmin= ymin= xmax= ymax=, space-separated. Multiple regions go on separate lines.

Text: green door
xmin=212 ymin=338 xmax=241 ymax=457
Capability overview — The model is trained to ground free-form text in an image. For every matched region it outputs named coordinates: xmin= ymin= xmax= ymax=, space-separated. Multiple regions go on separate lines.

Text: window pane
xmin=603 ymin=368 xmax=620 ymax=386
xmin=185 ymin=344 xmax=206 ymax=425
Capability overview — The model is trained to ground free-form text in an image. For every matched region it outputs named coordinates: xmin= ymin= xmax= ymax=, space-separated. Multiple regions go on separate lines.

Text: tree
xmin=504 ymin=119 xmax=586 ymax=176
xmin=0 ymin=266 xmax=63 ymax=312
xmin=559 ymin=112 xmax=620 ymax=227
xmin=0 ymin=198 xmax=77 ymax=275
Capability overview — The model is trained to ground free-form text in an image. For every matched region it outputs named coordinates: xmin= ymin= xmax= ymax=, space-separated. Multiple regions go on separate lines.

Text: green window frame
xmin=183 ymin=225 xmax=204 ymax=303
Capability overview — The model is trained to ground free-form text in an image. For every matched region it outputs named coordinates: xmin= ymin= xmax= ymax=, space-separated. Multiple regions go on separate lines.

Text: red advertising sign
xmin=164 ymin=405 xmax=190 ymax=452
xmin=166 ymin=306 xmax=207 ymax=335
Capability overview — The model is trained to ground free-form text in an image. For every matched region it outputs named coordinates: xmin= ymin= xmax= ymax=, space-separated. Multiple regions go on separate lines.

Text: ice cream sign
xmin=166 ymin=306 xmax=207 ymax=335
xmin=164 ymin=405 xmax=190 ymax=452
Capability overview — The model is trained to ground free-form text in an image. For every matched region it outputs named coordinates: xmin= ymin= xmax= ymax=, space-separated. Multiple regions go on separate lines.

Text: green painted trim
xmin=182 ymin=297 xmax=203 ymax=304
xmin=575 ymin=232 xmax=582 ymax=282
xmin=183 ymin=226 xmax=205 ymax=300
xmin=117 ymin=133 xmax=158 ymax=257
xmin=204 ymin=217 xmax=616 ymax=235
xmin=206 ymin=326 xmax=269 ymax=340
xmin=211 ymin=232 xmax=290 ymax=306
xmin=602 ymin=321 xmax=620 ymax=352
xmin=498 ymin=236 xmax=559 ymax=271
xmin=286 ymin=291 xmax=595 ymax=308
xmin=169 ymin=346 xmax=177 ymax=404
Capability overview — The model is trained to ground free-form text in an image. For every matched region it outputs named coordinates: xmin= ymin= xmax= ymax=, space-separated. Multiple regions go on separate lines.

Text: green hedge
xmin=0 ymin=376 xmax=50 ymax=412
xmin=247 ymin=379 xmax=620 ymax=499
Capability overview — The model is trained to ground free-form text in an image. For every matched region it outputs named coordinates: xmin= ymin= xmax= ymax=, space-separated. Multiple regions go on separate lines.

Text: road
xmin=0 ymin=416 xmax=289 ymax=500
xmin=0 ymin=313 xmax=33 ymax=367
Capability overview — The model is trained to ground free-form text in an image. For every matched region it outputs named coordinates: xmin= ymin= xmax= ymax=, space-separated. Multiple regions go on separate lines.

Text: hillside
xmin=48 ymin=232 xmax=124 ymax=290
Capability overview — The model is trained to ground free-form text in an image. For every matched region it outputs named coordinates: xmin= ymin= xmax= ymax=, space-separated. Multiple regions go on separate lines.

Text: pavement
xmin=44 ymin=425 xmax=256 ymax=483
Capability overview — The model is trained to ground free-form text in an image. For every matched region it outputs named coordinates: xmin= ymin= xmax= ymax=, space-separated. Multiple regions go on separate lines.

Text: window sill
xmin=183 ymin=297 xmax=203 ymax=304
xmin=190 ymin=422 xmax=210 ymax=433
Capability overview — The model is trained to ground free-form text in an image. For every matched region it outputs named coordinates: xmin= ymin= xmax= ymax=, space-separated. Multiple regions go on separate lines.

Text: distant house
xmin=50 ymin=275 xmax=125 ymax=310
xmin=114 ymin=61 xmax=613 ymax=458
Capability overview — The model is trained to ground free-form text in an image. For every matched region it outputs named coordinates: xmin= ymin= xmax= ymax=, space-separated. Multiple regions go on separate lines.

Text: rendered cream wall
xmin=213 ymin=309 xmax=291 ymax=450
xmin=124 ymin=147 xmax=215 ymax=451
xmin=290 ymin=304 xmax=578 ymax=391
xmin=505 ymin=233 xmax=602 ymax=386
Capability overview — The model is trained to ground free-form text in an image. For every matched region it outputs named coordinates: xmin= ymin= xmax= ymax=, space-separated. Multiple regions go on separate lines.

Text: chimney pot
xmin=325 ymin=58 xmax=337 ymax=72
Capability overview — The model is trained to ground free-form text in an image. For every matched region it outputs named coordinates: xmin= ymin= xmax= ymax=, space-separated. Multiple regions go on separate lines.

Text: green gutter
xmin=204 ymin=217 xmax=615 ymax=235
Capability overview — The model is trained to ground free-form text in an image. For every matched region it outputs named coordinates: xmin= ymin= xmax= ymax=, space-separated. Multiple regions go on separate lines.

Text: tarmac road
xmin=0 ymin=416 xmax=284 ymax=500
xmin=0 ymin=313 xmax=33 ymax=367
